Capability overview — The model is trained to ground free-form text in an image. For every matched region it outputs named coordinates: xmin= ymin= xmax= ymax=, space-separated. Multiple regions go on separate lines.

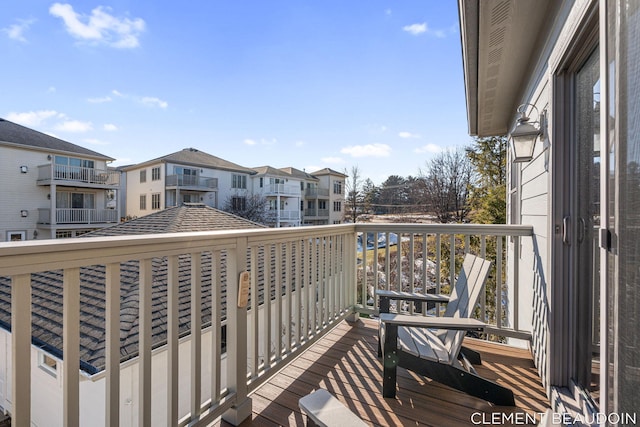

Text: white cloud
xmin=295 ymin=140 xmax=305 ymax=147
xmin=103 ymin=123 xmax=118 ymax=131
xmin=321 ymin=157 xmax=344 ymax=164
xmin=49 ymin=3 xmax=145 ymax=48
xmin=54 ymin=120 xmax=93 ymax=133
xmin=341 ymin=143 xmax=391 ymax=158
xmin=244 ymin=139 xmax=257 ymax=146
xmin=399 ymin=131 xmax=420 ymax=139
xmin=112 ymin=89 xmax=124 ymax=97
xmin=403 ymin=22 xmax=450 ymax=38
xmin=6 ymin=110 xmax=60 ymax=126
xmin=110 ymin=157 xmax=132 ymax=167
xmin=414 ymin=144 xmax=443 ymax=154
xmin=140 ymin=96 xmax=168 ymax=109
xmin=403 ymin=23 xmax=427 ymax=35
xmin=88 ymin=96 xmax=112 ymax=103
xmin=83 ymin=138 xmax=109 ymax=146
xmin=2 ymin=18 xmax=36 ymax=43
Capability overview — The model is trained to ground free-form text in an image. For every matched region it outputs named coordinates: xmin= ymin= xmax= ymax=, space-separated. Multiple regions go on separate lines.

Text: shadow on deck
xmin=216 ymin=318 xmax=549 ymax=426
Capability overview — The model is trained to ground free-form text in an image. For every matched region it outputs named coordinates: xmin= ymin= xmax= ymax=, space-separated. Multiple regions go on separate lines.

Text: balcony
xmin=166 ymin=174 xmax=218 ymax=190
xmin=0 ymin=223 xmax=542 ymax=426
xmin=305 ymin=188 xmax=329 ymax=198
xmin=37 ymin=164 xmax=120 ymax=188
xmin=262 ymin=184 xmax=300 ymax=197
xmin=38 ymin=208 xmax=119 ymax=225
xmin=266 ymin=210 xmax=301 ymax=222
xmin=304 ymin=208 xmax=329 ymax=218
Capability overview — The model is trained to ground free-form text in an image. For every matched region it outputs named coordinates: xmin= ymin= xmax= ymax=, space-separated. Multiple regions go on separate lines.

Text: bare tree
xmin=222 ymin=193 xmax=268 ymax=224
xmin=344 ymin=166 xmax=363 ymax=222
xmin=422 ymin=148 xmax=474 ymax=223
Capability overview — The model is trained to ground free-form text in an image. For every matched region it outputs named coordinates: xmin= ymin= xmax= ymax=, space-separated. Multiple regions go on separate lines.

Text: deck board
xmin=214 ymin=318 xmax=549 ymax=426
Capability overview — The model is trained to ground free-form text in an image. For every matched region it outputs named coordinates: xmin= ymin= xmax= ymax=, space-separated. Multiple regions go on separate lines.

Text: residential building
xmin=0 ymin=118 xmax=120 ymax=241
xmin=251 ymin=166 xmax=302 ymax=227
xmin=277 ymin=167 xmax=321 ymax=226
xmin=122 ymin=148 xmax=255 ymax=218
xmin=307 ymin=168 xmax=346 ymax=225
xmin=458 ymin=0 xmax=638 ymax=418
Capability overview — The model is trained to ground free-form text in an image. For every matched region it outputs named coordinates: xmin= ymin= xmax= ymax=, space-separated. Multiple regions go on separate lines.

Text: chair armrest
xmin=376 ymin=289 xmax=450 ymax=303
xmin=379 ymin=313 xmax=486 ymax=332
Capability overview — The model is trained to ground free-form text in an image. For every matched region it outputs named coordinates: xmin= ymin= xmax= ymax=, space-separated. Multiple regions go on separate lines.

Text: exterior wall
xmin=125 ymin=162 xmax=165 ymax=219
xmin=0 ymin=146 xmax=49 ymax=241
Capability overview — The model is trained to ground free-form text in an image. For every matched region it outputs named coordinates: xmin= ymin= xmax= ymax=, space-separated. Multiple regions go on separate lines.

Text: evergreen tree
xmin=466 ymin=136 xmax=507 ymax=224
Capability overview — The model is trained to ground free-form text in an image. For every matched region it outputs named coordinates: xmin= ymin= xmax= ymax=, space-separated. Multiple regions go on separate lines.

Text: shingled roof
xmin=0 ymin=118 xmax=114 ymax=160
xmin=0 ymin=204 xmax=265 ymax=374
xmin=123 ymin=147 xmax=255 ymax=174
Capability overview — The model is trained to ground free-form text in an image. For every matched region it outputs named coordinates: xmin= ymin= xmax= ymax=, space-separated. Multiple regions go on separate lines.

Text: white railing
xmin=0 ymin=225 xmax=356 ymax=427
xmin=262 ymin=184 xmax=300 ymax=196
xmin=37 ymin=164 xmax=120 ymax=186
xmin=305 ymin=188 xmax=329 ymax=197
xmin=354 ymin=223 xmax=533 ymax=340
xmin=166 ymin=174 xmax=218 ymax=189
xmin=266 ymin=210 xmax=301 ymax=221
xmin=304 ymin=208 xmax=329 ymax=218
xmin=37 ymin=208 xmax=119 ymax=224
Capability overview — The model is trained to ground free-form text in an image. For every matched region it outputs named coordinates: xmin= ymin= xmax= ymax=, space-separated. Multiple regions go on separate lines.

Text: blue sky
xmin=1 ymin=1 xmax=472 ymax=185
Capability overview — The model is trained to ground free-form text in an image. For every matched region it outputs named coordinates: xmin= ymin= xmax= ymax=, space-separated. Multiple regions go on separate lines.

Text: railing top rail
xmin=354 ymin=223 xmax=533 ymax=236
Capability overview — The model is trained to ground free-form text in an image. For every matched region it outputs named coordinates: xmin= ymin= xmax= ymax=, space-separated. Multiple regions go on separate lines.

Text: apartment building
xmin=122 ymin=148 xmax=256 ymax=219
xmin=252 ymin=166 xmax=302 ymax=227
xmin=0 ymin=118 xmax=120 ymax=241
xmin=307 ymin=168 xmax=346 ymax=225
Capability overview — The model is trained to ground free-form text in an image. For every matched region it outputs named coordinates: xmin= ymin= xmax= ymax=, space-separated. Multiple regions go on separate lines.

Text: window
xmin=232 ymin=174 xmax=247 ymax=189
xmin=7 ymin=231 xmax=26 ymax=241
xmin=38 ymin=351 xmax=58 ymax=377
xmin=260 ymin=177 xmax=264 ymax=188
xmin=300 ymin=182 xmax=304 ymax=190
xmin=318 ymin=200 xmax=327 ymax=210
xmin=333 ymin=181 xmax=343 ymax=194
xmin=333 ymin=201 xmax=342 ymax=212
xmin=232 ymin=197 xmax=246 ymax=211
xmin=333 ymin=220 xmax=341 ymax=224
xmin=55 ymin=230 xmax=73 ymax=239
xmin=57 ymin=192 xmax=95 ymax=209
xmin=300 ymin=201 xmax=304 ymax=210
xmin=151 ymin=193 xmax=161 ymax=210
xmin=140 ymin=194 xmax=147 ymax=210
xmin=140 ymin=169 xmax=147 ymax=183
xmin=307 ymin=200 xmax=315 ymax=209
xmin=54 ymin=156 xmax=94 ymax=169
xmin=152 ymin=166 xmax=161 ymax=181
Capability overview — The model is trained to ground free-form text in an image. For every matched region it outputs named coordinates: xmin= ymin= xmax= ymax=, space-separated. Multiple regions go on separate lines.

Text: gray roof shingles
xmin=0 ymin=204 xmax=264 ymax=374
xmin=0 ymin=118 xmax=113 ymax=160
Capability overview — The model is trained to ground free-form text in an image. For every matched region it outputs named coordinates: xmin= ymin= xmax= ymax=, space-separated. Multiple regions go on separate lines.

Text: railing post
xmin=63 ymin=268 xmax=80 ymax=427
xmin=11 ymin=274 xmax=31 ymax=427
xmin=346 ymin=229 xmax=359 ymax=322
xmin=222 ymin=238 xmax=252 ymax=425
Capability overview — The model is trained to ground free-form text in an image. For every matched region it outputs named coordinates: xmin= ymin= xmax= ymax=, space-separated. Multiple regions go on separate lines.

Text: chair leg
xmin=460 ymin=346 xmax=482 ymax=365
xmin=398 ymin=352 xmax=516 ymax=406
xmin=382 ymin=324 xmax=399 ymax=398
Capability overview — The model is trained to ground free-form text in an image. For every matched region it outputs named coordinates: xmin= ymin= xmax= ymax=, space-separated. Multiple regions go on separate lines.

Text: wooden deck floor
xmin=216 ymin=318 xmax=550 ymax=426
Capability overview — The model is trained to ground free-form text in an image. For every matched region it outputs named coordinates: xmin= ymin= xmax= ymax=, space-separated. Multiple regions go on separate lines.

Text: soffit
xmin=460 ymin=0 xmax=552 ymax=137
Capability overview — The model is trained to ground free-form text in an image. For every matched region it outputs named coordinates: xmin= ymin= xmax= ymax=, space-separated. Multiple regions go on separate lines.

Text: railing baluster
xmin=264 ymin=245 xmax=272 ymax=369
xmin=479 ymin=236 xmax=487 ymax=323
xmin=311 ymin=237 xmax=317 ymax=334
xmin=284 ymin=241 xmax=292 ymax=353
xmin=449 ymin=234 xmax=456 ymax=288
xmin=250 ymin=247 xmax=259 ymax=377
xmin=105 ymin=263 xmax=120 ymax=427
xmin=11 ymin=274 xmax=31 ymax=427
xmin=275 ymin=243 xmax=283 ymax=360
xmin=497 ymin=236 xmax=504 ymax=330
xmin=294 ymin=240 xmax=302 ymax=346
xmin=211 ymin=251 xmax=221 ymax=402
xmin=190 ymin=252 xmax=202 ymax=418
xmin=139 ymin=258 xmax=152 ymax=427
xmin=167 ymin=255 xmax=179 ymax=426
xmin=63 ymin=268 xmax=80 ymax=427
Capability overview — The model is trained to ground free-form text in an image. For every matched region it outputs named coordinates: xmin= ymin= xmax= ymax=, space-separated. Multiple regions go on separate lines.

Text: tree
xmin=222 ymin=193 xmax=268 ymax=224
xmin=377 ymin=175 xmax=408 ymax=214
xmin=361 ymin=178 xmax=378 ymax=215
xmin=344 ymin=166 xmax=364 ymax=222
xmin=466 ymin=136 xmax=507 ymax=224
xmin=421 ymin=148 xmax=474 ymax=223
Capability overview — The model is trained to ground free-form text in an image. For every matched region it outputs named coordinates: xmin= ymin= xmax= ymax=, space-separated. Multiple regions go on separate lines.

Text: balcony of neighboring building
xmin=166 ymin=174 xmax=218 ymax=191
xmin=37 ymin=208 xmax=119 ymax=226
xmin=37 ymin=164 xmax=120 ymax=188
xmin=261 ymin=183 xmax=300 ymax=197
xmin=304 ymin=187 xmax=329 ymax=198
xmin=303 ymin=208 xmax=329 ymax=218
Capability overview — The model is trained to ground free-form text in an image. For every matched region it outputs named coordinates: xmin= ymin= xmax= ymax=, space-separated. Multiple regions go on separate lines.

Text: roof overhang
xmin=458 ymin=0 xmax=552 ymax=137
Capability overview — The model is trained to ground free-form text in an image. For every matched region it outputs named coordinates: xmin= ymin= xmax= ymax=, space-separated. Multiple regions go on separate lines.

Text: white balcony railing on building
xmin=266 ymin=210 xmax=301 ymax=221
xmin=37 ymin=164 xmax=120 ymax=186
xmin=38 ymin=208 xmax=119 ymax=224
xmin=0 ymin=223 xmax=532 ymax=426
xmin=166 ymin=174 xmax=218 ymax=189
xmin=262 ymin=184 xmax=300 ymax=196
xmin=305 ymin=188 xmax=329 ymax=197
xmin=304 ymin=208 xmax=329 ymax=218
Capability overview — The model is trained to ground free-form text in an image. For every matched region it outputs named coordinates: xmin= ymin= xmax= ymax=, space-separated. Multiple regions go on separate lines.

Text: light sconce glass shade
xmin=509 ymin=104 xmax=544 ymax=163
xmin=20 ymin=210 xmax=28 ymax=217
